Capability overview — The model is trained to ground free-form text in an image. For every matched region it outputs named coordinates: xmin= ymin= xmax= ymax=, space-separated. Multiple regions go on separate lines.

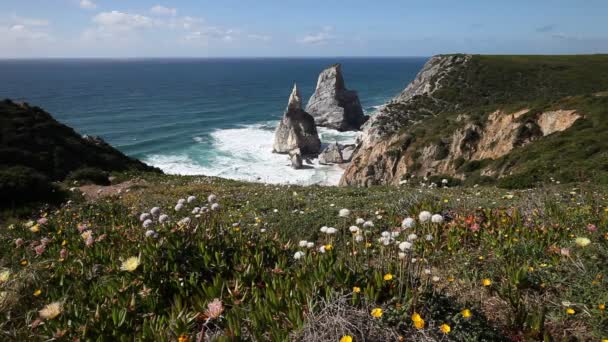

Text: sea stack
xmin=305 ymin=64 xmax=369 ymax=131
xmin=273 ymin=84 xmax=321 ymax=155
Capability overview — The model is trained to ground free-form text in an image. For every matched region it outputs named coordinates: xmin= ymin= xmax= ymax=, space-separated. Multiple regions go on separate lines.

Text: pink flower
xmin=560 ymin=248 xmax=570 ymax=257
xmin=59 ymin=248 xmax=68 ymax=259
xmin=37 ymin=218 xmax=48 ymax=225
xmin=95 ymin=234 xmax=107 ymax=242
xmin=77 ymin=223 xmax=88 ymax=233
xmin=587 ymin=224 xmax=597 ymax=232
xmin=85 ymin=235 xmax=95 ymax=248
xmin=35 ymin=244 xmax=46 ymax=256
xmin=40 ymin=238 xmax=51 ymax=246
xmin=15 ymin=238 xmax=24 ymax=247
xmin=469 ymin=223 xmax=480 ymax=232
xmin=205 ymin=298 xmax=224 ymax=319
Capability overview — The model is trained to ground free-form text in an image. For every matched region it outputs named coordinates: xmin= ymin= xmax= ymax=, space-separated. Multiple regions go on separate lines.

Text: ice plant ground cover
xmin=0 ymin=174 xmax=607 ymax=341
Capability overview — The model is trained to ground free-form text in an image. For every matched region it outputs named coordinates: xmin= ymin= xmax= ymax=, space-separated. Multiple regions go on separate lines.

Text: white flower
xmin=379 ymin=236 xmax=392 ymax=245
xmin=326 ymin=227 xmax=338 ymax=235
xmin=187 ymin=195 xmax=196 ymax=203
xmin=294 ymin=251 xmax=305 ymax=260
xmin=407 ymin=233 xmax=418 ymax=241
xmin=363 ymin=221 xmax=374 ymax=228
xmin=398 ymin=241 xmax=412 ymax=251
xmin=142 ymin=219 xmax=153 ymax=229
xmin=425 ymin=234 xmax=433 ymax=241
xmin=178 ymin=217 xmax=191 ymax=226
xmin=175 ymin=203 xmax=184 ymax=212
xmin=306 ymin=242 xmax=314 ymax=248
xmin=145 ymin=230 xmax=158 ymax=238
xmin=432 ymin=276 xmax=440 ymax=282
xmin=208 ymin=194 xmax=217 ymax=203
xmin=177 ymin=198 xmax=186 ymax=205
xmin=298 ymin=240 xmax=308 ymax=248
xmin=381 ymin=231 xmax=390 ymax=238
xmin=159 ymin=214 xmax=169 ymax=224
xmin=401 ymin=217 xmax=416 ymax=229
xmin=349 ymin=226 xmax=360 ymax=233
xmin=431 ymin=214 xmax=444 ymax=224
xmin=419 ymin=211 xmax=432 ymax=222
xmin=150 ymin=207 xmax=161 ymax=216
xmin=192 ymin=207 xmax=200 ymax=214
xmin=355 ymin=218 xmax=365 ymax=225
xmin=339 ymin=209 xmax=351 ymax=217
xmin=442 ymin=178 xmax=448 ymax=184
xmin=390 ymin=231 xmax=400 ymax=238
xmin=260 ymin=228 xmax=267 ymax=233
xmin=211 ymin=203 xmax=221 ymax=211
xmin=139 ymin=213 xmax=151 ymax=222
xmin=398 ymin=252 xmax=407 ymax=259
xmin=424 ymin=268 xmax=431 ymax=275
xmin=319 ymin=245 xmax=326 ymax=253
xmin=320 ymin=226 xmax=328 ymax=233
xmin=355 ymin=234 xmax=364 ymax=242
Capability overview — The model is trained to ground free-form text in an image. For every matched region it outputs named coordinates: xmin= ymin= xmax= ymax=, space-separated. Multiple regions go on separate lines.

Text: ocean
xmin=0 ymin=58 xmax=427 ymax=185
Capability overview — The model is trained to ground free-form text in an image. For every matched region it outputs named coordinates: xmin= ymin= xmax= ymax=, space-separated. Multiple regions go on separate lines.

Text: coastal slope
xmin=341 ymin=55 xmax=608 ymax=187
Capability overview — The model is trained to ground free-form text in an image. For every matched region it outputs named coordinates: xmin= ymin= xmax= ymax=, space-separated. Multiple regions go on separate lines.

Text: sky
xmin=0 ymin=0 xmax=607 ymax=58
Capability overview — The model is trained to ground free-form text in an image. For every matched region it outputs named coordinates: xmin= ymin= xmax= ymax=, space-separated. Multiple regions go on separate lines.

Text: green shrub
xmin=497 ymin=172 xmax=541 ymax=189
xmin=66 ymin=167 xmax=110 ymax=186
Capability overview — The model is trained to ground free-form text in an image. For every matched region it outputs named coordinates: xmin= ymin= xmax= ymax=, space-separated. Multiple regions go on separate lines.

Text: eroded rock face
xmin=305 ymin=64 xmax=368 ymax=131
xmin=273 ymin=84 xmax=321 ymax=155
xmin=289 ymin=149 xmax=304 ymax=169
xmin=537 ymin=110 xmax=581 ymax=136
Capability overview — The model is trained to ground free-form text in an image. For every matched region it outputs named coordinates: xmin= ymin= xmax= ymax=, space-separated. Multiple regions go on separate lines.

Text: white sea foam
xmin=145 ymin=121 xmax=359 ymax=186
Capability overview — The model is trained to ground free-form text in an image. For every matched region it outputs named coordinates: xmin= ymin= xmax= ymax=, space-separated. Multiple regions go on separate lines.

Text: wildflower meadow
xmin=1 ymin=175 xmax=607 ymax=341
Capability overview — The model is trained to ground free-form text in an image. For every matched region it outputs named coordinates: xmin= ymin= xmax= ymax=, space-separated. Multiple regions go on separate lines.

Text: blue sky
xmin=1 ymin=0 xmax=607 ymax=58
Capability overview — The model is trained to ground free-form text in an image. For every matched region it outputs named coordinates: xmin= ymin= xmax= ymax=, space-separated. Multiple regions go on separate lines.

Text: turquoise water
xmin=0 ymin=58 xmax=427 ymax=184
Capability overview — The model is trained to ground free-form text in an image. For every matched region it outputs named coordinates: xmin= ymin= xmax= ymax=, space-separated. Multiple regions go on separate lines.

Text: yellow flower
xmin=447 ymin=276 xmax=455 ymax=282
xmin=383 ymin=273 xmax=393 ymax=281
xmin=30 ymin=224 xmax=40 ymax=233
xmin=413 ymin=318 xmax=425 ymax=329
xmin=20 ymin=260 xmax=28 ymax=266
xmin=370 ymin=308 xmax=383 ymax=318
xmin=177 ymin=335 xmax=190 ymax=342
xmin=353 ymin=286 xmax=361 ymax=294
xmin=33 ymin=289 xmax=42 ymax=297
xmin=0 ymin=270 xmax=9 ymax=283
xmin=324 ymin=244 xmax=333 ymax=251
xmin=566 ymin=308 xmax=575 ymax=315
xmin=39 ymin=301 xmax=63 ymax=320
xmin=574 ymin=237 xmax=591 ymax=247
xmin=120 ymin=256 xmax=140 ymax=272
xmin=411 ymin=312 xmax=423 ymax=322
xmin=365 ymin=242 xmax=372 ymax=248
xmin=482 ymin=278 xmax=492 ymax=286
xmin=340 ymin=336 xmax=353 ymax=342
xmin=461 ymin=309 xmax=472 ymax=318
xmin=61 ymin=240 xmax=68 ymax=246
xmin=439 ymin=324 xmax=451 ymax=334
xmin=599 ymin=303 xmax=606 ymax=310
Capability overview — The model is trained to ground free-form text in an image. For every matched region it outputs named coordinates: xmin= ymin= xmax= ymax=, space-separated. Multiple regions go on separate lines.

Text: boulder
xmin=273 ymin=84 xmax=322 ymax=155
xmin=341 ymin=144 xmax=356 ymax=162
xmin=305 ymin=64 xmax=369 ymax=131
xmin=289 ymin=149 xmax=303 ymax=169
xmin=319 ymin=142 xmax=344 ymax=165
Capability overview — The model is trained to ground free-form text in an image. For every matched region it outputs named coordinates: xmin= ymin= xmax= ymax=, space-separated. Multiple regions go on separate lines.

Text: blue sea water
xmin=0 ymin=58 xmax=427 ymax=185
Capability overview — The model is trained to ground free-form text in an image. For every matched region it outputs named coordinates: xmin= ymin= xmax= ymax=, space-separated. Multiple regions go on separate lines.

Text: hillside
xmin=0 ymin=99 xmax=160 ymax=206
xmin=341 ymin=55 xmax=608 ymax=187
xmin=0 ymin=174 xmax=606 ymax=340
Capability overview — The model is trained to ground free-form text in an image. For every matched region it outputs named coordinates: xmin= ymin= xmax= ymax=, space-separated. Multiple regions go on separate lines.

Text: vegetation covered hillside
xmin=0 ymin=99 xmax=160 ymax=207
xmin=0 ymin=174 xmax=607 ymax=341
xmin=342 ymin=55 xmax=608 ymax=188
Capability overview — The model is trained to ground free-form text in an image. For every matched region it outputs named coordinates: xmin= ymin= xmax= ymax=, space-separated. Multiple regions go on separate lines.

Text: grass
xmin=1 ymin=173 xmax=607 ymax=340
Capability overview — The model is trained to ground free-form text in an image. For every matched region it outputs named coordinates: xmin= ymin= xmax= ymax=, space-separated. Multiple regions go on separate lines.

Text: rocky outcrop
xmin=305 ymin=64 xmax=368 ymax=131
xmin=537 ymin=110 xmax=581 ymax=136
xmin=319 ymin=143 xmax=344 ymax=164
xmin=273 ymin=84 xmax=321 ymax=155
xmin=289 ymin=149 xmax=304 ymax=169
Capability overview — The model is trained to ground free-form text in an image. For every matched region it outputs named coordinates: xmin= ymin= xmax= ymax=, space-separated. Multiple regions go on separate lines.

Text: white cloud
xmin=151 ymin=5 xmax=177 ymax=16
xmin=79 ymin=0 xmax=97 ymax=10
xmin=299 ymin=26 xmax=335 ymax=45
xmin=92 ymin=11 xmax=154 ymax=32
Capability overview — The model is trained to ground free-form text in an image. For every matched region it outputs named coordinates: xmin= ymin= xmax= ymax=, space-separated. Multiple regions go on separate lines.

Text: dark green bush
xmin=0 ymin=166 xmax=65 ymax=206
xmin=497 ymin=172 xmax=541 ymax=189
xmin=66 ymin=167 xmax=110 ymax=186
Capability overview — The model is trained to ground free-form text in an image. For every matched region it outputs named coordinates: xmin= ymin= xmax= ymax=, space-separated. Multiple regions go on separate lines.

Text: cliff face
xmin=341 ymin=54 xmax=608 ymax=187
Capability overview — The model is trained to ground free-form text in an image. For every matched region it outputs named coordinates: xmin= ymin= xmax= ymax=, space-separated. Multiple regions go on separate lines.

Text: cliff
xmin=341 ymin=55 xmax=608 ymax=188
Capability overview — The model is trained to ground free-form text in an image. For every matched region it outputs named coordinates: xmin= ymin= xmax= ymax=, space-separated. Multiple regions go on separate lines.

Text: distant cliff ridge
xmin=341 ymin=54 xmax=608 ymax=188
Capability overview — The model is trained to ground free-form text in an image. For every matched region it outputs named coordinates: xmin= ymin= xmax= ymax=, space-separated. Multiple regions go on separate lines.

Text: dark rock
xmin=319 ymin=142 xmax=344 ymax=165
